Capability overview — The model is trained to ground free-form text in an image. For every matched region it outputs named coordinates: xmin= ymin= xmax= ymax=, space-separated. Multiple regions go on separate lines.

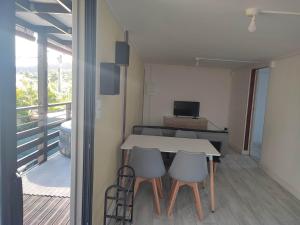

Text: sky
xmin=15 ymin=35 xmax=72 ymax=68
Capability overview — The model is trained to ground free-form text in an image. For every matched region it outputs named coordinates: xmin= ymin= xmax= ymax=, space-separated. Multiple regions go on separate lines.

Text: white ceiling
xmin=107 ymin=0 xmax=300 ymax=67
xmin=30 ymin=0 xmax=57 ymax=3
xmin=17 ymin=12 xmax=54 ymax=26
xmin=51 ymin=13 xmax=72 ymax=27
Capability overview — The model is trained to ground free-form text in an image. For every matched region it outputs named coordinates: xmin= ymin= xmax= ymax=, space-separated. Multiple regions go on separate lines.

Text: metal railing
xmin=104 ymin=166 xmax=135 ymax=225
xmin=16 ymin=102 xmax=71 ymax=169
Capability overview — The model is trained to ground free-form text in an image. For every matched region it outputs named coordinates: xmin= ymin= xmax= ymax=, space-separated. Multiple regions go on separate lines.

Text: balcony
xmin=17 ymin=102 xmax=71 ymax=225
xmin=22 ymin=153 xmax=70 ymax=225
xmin=17 ymin=102 xmax=71 ymax=169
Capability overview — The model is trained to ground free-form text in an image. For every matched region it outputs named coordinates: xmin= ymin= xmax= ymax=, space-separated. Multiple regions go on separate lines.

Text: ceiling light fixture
xmin=194 ymin=57 xmax=259 ymax=64
xmin=195 ymin=57 xmax=200 ymax=66
xmin=248 ymin=14 xmax=256 ymax=32
xmin=245 ymin=8 xmax=259 ymax=32
xmin=245 ymin=7 xmax=300 ymax=32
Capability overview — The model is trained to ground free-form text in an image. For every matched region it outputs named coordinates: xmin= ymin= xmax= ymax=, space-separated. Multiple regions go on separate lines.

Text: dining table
xmin=120 ymin=134 xmax=221 ymax=212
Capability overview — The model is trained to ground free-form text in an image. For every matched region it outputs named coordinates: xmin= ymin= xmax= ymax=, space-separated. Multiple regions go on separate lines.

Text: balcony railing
xmin=16 ymin=102 xmax=71 ymax=169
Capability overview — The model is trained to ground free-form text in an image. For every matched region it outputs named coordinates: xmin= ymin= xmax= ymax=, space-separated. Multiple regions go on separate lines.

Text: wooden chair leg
xmin=167 ymin=180 xmax=180 ymax=217
xmin=191 ymin=183 xmax=204 ymax=221
xmin=151 ymin=179 xmax=161 ymax=215
xmin=156 ymin=177 xmax=163 ymax=199
xmin=168 ymin=179 xmax=175 ymax=200
xmin=134 ymin=177 xmax=142 ymax=198
xmin=214 ymin=162 xmax=217 ymax=173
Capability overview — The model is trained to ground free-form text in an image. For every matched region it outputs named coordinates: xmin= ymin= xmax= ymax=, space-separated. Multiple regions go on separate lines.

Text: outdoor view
xmin=16 ymin=32 xmax=73 ymax=225
xmin=13 ymin=3 xmax=73 ymax=223
xmin=16 ymin=35 xmax=72 ymax=163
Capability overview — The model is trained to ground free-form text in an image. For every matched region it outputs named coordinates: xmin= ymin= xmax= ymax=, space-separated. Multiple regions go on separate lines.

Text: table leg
xmin=209 ymin=156 xmax=215 ymax=212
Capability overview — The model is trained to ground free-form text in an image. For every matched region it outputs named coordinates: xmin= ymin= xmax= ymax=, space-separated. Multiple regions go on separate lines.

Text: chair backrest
xmin=169 ymin=151 xmax=208 ymax=182
xmin=129 ymin=146 xmax=166 ymax=178
xmin=141 ymin=127 xmax=163 ymax=136
xmin=175 ymin=130 xmax=197 ymax=139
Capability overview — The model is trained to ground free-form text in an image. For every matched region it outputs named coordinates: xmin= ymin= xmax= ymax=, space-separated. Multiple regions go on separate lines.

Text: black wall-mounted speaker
xmin=115 ymin=41 xmax=130 ymax=65
xmin=100 ymin=63 xmax=120 ymax=95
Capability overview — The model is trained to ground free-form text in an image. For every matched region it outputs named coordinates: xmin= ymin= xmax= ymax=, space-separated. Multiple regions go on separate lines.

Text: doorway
xmin=249 ymin=68 xmax=270 ymax=160
xmin=15 ymin=3 xmax=73 ymax=223
xmin=1 ymin=0 xmax=96 ymax=224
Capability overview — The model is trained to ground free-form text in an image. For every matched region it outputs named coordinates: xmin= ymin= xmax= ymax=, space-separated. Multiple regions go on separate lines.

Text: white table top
xmin=121 ymin=135 xmax=221 ymax=157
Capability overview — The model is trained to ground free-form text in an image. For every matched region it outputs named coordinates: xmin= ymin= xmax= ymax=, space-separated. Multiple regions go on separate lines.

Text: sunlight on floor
xmin=22 ymin=153 xmax=70 ymax=197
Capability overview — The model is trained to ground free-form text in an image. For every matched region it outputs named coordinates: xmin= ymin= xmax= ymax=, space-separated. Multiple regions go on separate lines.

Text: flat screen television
xmin=173 ymin=101 xmax=200 ymax=118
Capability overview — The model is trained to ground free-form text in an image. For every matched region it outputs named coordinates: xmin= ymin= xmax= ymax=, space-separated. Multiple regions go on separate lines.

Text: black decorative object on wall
xmin=100 ymin=63 xmax=120 ymax=95
xmin=115 ymin=41 xmax=130 ymax=65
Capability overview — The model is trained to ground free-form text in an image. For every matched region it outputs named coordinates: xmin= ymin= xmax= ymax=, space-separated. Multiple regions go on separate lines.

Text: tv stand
xmin=163 ymin=116 xmax=208 ymax=130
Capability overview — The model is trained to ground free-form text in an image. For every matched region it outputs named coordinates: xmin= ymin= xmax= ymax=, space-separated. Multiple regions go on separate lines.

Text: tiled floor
xmin=133 ymin=151 xmax=300 ymax=225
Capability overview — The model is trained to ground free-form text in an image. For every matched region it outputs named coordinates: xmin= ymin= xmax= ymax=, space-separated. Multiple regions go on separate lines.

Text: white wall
xmin=143 ymin=64 xmax=232 ymax=129
xmin=92 ymin=0 xmax=144 ymax=224
xmin=261 ymin=55 xmax=300 ymax=200
xmin=227 ymin=67 xmax=251 ymax=152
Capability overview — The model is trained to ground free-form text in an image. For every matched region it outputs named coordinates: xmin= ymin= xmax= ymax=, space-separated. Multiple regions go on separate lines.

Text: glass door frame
xmin=0 ymin=1 xmax=23 ymax=224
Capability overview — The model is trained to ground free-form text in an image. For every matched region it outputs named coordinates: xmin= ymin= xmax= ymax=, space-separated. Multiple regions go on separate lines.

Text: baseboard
xmin=228 ymin=143 xmax=249 ymax=155
xmin=228 ymin=144 xmax=242 ymax=154
xmin=261 ymin=164 xmax=300 ymax=201
xmin=242 ymin=149 xmax=250 ymax=155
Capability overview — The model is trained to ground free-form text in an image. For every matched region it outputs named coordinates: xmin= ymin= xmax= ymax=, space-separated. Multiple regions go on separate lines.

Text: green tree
xmin=16 ymin=70 xmax=72 ymax=129
xmin=16 ymin=79 xmax=38 ymax=107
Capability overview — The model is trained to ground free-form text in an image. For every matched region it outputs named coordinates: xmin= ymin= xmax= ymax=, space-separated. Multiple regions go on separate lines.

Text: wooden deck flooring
xmin=23 ymin=194 xmax=70 ymax=225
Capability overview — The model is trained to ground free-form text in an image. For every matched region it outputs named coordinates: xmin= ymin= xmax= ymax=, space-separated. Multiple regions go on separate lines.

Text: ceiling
xmin=15 ymin=0 xmax=72 ymax=53
xmin=107 ymin=0 xmax=300 ymax=67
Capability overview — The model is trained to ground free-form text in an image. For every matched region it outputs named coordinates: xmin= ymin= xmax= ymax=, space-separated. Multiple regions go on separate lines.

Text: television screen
xmin=173 ymin=101 xmax=200 ymax=117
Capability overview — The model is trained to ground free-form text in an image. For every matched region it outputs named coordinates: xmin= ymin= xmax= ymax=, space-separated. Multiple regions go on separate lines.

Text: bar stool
xmin=167 ymin=151 xmax=208 ymax=220
xmin=129 ymin=146 xmax=166 ymax=215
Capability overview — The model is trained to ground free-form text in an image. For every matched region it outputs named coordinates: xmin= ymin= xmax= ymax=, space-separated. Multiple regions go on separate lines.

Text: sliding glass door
xmin=0 ymin=1 xmax=96 ymax=224
xmin=0 ymin=1 xmax=23 ymax=224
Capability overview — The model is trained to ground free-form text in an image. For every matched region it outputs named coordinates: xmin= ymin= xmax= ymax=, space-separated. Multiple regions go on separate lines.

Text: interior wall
xmin=227 ymin=67 xmax=251 ymax=152
xmin=143 ymin=64 xmax=232 ymax=129
xmin=261 ymin=55 xmax=300 ymax=200
xmin=92 ymin=0 xmax=144 ymax=224
xmin=125 ymin=51 xmax=145 ymax=136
